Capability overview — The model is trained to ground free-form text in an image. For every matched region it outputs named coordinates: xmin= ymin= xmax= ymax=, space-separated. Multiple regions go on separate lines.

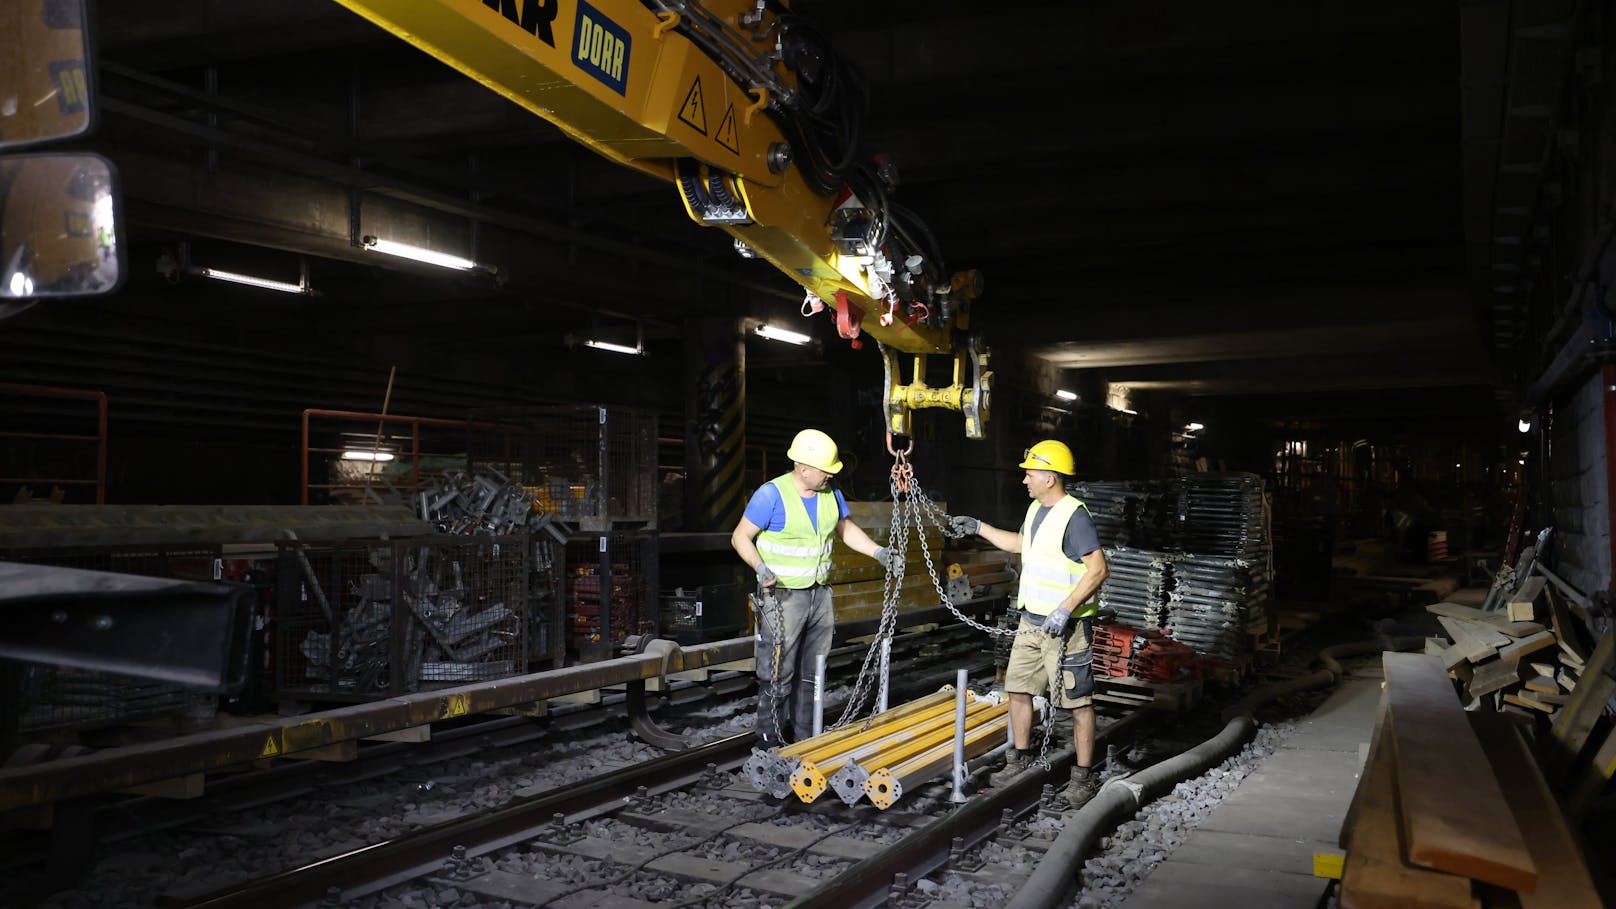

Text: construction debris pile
xmin=744 ymin=688 xmax=1010 ymax=809
xmin=1429 ymin=573 xmax=1596 ymax=726
xmin=417 ymin=468 xmax=569 ymax=540
xmin=1074 ymin=474 xmax=1272 ymax=662
xmin=284 ymin=537 xmax=528 ymax=696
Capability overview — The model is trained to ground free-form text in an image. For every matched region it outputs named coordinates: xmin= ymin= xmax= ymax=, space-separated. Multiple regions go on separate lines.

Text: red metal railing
xmin=0 ymin=383 xmax=108 ymax=504
xmin=300 ymin=409 xmax=469 ymax=506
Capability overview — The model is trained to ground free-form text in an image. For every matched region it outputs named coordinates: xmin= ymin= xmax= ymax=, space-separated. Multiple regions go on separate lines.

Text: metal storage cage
xmin=468 ymin=404 xmax=657 ymax=531
xmin=564 ymin=532 xmax=658 ymax=660
xmin=275 ymin=535 xmax=528 ymax=701
xmin=1 ymin=546 xmax=221 ymax=734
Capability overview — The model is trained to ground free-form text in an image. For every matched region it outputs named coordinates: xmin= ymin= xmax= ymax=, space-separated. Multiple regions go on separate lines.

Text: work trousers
xmin=753 ymin=583 xmax=834 ymax=745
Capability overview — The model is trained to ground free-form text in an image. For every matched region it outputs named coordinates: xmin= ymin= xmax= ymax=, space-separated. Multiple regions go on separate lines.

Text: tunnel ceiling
xmin=44 ymin=0 xmax=1499 ymax=403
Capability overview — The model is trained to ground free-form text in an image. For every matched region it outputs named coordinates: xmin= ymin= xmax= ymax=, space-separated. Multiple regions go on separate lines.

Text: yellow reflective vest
xmin=1016 ymin=495 xmax=1099 ymax=618
xmin=755 ymin=473 xmax=839 ymax=589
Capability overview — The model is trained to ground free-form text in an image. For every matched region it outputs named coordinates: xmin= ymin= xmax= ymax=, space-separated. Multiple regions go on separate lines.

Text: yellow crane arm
xmin=329 ymin=0 xmax=990 ymax=437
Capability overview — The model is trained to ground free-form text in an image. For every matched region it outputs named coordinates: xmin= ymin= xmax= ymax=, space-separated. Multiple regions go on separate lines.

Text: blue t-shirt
xmin=1028 ymin=500 xmax=1101 ymax=561
xmin=744 ymin=482 xmax=850 ymax=534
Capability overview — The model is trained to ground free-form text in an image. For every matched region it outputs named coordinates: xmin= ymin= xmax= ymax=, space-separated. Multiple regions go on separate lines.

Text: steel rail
xmin=182 ymin=734 xmax=756 ymax=909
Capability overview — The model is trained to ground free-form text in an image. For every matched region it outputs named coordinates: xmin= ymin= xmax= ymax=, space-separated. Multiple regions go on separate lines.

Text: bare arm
xmin=836 ymin=516 xmax=884 ymax=559
xmin=731 ymin=516 xmax=767 ymax=573
xmin=976 ymin=521 xmax=1023 ymax=554
xmin=1054 ymin=548 xmax=1108 ymax=614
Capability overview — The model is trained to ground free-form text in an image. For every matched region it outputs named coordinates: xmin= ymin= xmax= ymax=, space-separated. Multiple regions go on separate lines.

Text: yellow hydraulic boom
xmin=329 ymin=0 xmax=991 ymax=438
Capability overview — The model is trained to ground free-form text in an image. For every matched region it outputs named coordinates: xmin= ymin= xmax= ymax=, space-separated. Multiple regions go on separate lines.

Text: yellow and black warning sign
xmin=440 ymin=692 xmax=471 ymax=718
xmin=678 ymin=76 xmax=707 ymax=135
xmin=714 ymin=103 xmax=739 ymax=155
xmin=259 ymin=734 xmax=281 ymax=758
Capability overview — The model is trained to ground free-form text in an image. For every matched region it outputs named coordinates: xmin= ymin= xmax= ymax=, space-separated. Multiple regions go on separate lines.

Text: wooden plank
xmin=1437 ymin=617 xmax=1507 ymax=661
xmin=1526 ymin=661 xmax=1556 ymax=678
xmin=1339 ymin=716 xmax=1477 ymax=909
xmin=1566 ymin=725 xmax=1616 ymax=819
xmin=1547 ymin=628 xmax=1616 ymax=782
xmin=1555 ymin=669 xmax=1578 ymax=692
xmin=1466 ymin=659 xmax=1525 ymax=698
xmin=1502 ymin=693 xmax=1554 ymax=714
xmin=1339 ymin=686 xmax=1389 ymax=851
xmin=1496 ymin=632 xmax=1556 ymax=663
xmin=1534 ymin=562 xmax=1590 ymax=620
xmin=1505 ymin=576 xmax=1546 ymax=623
xmin=1469 ymin=713 xmax=1604 ymax=909
xmin=1543 ymin=586 xmax=1590 ymax=663
xmin=1426 ymin=603 xmax=1544 ymax=638
xmin=1522 ymin=675 xmax=1558 ymax=694
xmin=1382 ymin=652 xmax=1536 ymax=891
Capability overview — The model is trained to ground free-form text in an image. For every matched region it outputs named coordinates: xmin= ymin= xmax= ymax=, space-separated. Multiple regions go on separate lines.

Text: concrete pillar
xmin=685 ymin=319 xmax=746 ymax=531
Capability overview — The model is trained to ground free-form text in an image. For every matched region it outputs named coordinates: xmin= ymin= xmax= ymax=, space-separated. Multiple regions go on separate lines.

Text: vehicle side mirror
xmin=1 ymin=0 xmax=96 ymax=149
xmin=1 ymin=152 xmax=125 ymax=299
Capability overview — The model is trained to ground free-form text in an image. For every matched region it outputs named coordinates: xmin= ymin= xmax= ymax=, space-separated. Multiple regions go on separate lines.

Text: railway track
xmin=180 ymin=705 xmax=1155 ymax=909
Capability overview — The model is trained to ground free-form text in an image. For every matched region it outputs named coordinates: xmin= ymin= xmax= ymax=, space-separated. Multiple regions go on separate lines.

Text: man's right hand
xmin=949 ymin=515 xmax=981 ymax=537
xmin=756 ymin=563 xmax=778 ymax=588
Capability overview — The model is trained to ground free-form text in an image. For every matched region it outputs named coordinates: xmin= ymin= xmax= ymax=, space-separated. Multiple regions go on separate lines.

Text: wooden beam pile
xmin=1339 ymin=652 xmax=1601 ymax=908
xmin=1425 ymin=576 xmax=1592 ymax=721
xmin=828 ymin=501 xmax=952 ymax=625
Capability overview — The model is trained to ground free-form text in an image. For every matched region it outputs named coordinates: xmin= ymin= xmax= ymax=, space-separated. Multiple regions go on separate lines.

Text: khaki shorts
xmin=1004 ymin=615 xmax=1094 ymax=709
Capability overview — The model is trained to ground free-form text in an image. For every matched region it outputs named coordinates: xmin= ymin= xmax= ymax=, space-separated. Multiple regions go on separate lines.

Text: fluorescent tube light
xmin=361 ymin=236 xmax=476 ymax=271
xmin=342 ymin=450 xmax=395 ymax=462
xmin=197 ymin=267 xmax=307 ymax=294
xmin=583 ymin=339 xmax=645 ymax=356
xmin=1054 ymin=389 xmax=1078 ymax=401
xmin=756 ymin=323 xmax=812 ymax=345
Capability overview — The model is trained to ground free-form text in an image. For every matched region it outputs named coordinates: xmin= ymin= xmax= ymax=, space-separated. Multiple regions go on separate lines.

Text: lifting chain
xmin=831 ymin=433 xmax=1046 ymax=732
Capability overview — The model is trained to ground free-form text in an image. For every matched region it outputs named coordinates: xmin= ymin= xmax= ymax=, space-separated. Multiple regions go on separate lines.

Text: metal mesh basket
xmin=468 ymin=405 xmax=657 ymax=530
xmin=2 ymin=546 xmax=221 ymax=732
xmin=564 ymin=532 xmax=658 ymax=656
xmin=275 ymin=535 xmax=528 ymax=700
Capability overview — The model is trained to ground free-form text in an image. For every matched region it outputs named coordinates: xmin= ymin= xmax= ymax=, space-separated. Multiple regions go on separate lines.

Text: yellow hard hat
xmin=787 ymin=428 xmax=843 ymax=474
xmin=1020 ymin=440 xmax=1075 ymax=476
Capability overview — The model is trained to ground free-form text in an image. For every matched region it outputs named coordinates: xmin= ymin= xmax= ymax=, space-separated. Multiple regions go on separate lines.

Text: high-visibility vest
xmin=1016 ymin=495 xmax=1099 ymax=618
xmin=755 ymin=473 xmax=839 ymax=589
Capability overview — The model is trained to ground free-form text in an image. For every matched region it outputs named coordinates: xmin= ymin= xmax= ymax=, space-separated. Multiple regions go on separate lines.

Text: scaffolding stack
xmin=1082 ymin=474 xmax=1273 ymax=663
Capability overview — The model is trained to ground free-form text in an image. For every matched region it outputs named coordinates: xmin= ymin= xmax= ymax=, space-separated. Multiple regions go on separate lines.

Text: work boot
xmin=1063 ymin=765 xmax=1102 ymax=808
xmin=988 ymin=748 xmax=1033 ymax=787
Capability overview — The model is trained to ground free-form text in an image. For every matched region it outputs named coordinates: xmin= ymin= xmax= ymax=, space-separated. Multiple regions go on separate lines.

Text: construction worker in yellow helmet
xmin=948 ymin=439 xmax=1110 ymax=807
xmin=731 ymin=428 xmax=902 ymax=747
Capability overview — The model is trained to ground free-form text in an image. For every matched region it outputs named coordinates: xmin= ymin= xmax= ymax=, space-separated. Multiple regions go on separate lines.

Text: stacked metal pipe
xmin=1163 ymin=554 xmax=1258 ymax=661
xmin=1097 ymin=546 xmax=1172 ymax=629
xmin=744 ymin=687 xmax=1010 ymax=809
xmin=1069 ymin=481 xmax=1175 ymax=550
xmin=1175 ymin=474 xmax=1269 ymax=559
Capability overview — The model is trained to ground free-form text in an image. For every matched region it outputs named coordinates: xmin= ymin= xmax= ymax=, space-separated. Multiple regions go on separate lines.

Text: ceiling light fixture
xmin=341 ymin=450 xmax=395 ymax=462
xmin=1185 ymin=422 xmax=1205 ymax=432
xmin=755 ymin=323 xmax=812 ymax=345
xmin=361 ymin=235 xmax=477 ymax=271
xmin=1054 ymin=389 xmax=1078 ymax=401
xmin=583 ymin=338 xmax=645 ymax=356
xmin=1517 ymin=417 xmax=1532 ymax=433
xmin=196 ymin=267 xmax=309 ymax=295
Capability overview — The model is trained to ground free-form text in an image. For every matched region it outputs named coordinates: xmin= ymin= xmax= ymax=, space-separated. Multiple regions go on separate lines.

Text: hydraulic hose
xmin=1006 ymin=634 xmax=1424 ymax=909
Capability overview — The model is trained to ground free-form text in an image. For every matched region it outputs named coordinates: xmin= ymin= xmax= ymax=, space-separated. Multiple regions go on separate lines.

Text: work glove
xmin=949 ymin=515 xmax=981 ymax=537
xmin=1040 ymin=606 xmax=1072 ymax=637
xmin=755 ymin=563 xmax=778 ymax=588
xmin=874 ymin=546 xmax=904 ymax=573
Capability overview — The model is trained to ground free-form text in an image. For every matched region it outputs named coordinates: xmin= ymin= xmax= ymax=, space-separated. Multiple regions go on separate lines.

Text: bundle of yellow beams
xmin=743 ymin=687 xmax=1010 ymax=809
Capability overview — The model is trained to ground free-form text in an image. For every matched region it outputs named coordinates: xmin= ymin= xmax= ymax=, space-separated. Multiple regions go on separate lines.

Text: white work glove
xmin=949 ymin=515 xmax=981 ymax=537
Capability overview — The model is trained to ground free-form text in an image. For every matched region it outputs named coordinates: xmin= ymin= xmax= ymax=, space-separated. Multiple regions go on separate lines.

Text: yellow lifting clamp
xmin=882 ymin=334 xmax=992 ymax=440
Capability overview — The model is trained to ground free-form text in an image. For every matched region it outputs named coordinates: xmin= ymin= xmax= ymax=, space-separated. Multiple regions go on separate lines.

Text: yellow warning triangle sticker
xmin=678 ymin=76 xmax=707 ymax=135
xmin=714 ymin=103 xmax=739 ymax=155
xmin=260 ymin=735 xmax=280 ymax=758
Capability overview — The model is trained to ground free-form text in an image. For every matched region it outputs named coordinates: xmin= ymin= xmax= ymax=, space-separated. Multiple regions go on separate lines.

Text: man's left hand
xmin=1040 ymin=607 xmax=1072 ymax=636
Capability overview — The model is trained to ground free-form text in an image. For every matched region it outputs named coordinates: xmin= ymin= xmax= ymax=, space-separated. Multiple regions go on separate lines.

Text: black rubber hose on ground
xmin=1004 ymin=633 xmax=1425 ymax=909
